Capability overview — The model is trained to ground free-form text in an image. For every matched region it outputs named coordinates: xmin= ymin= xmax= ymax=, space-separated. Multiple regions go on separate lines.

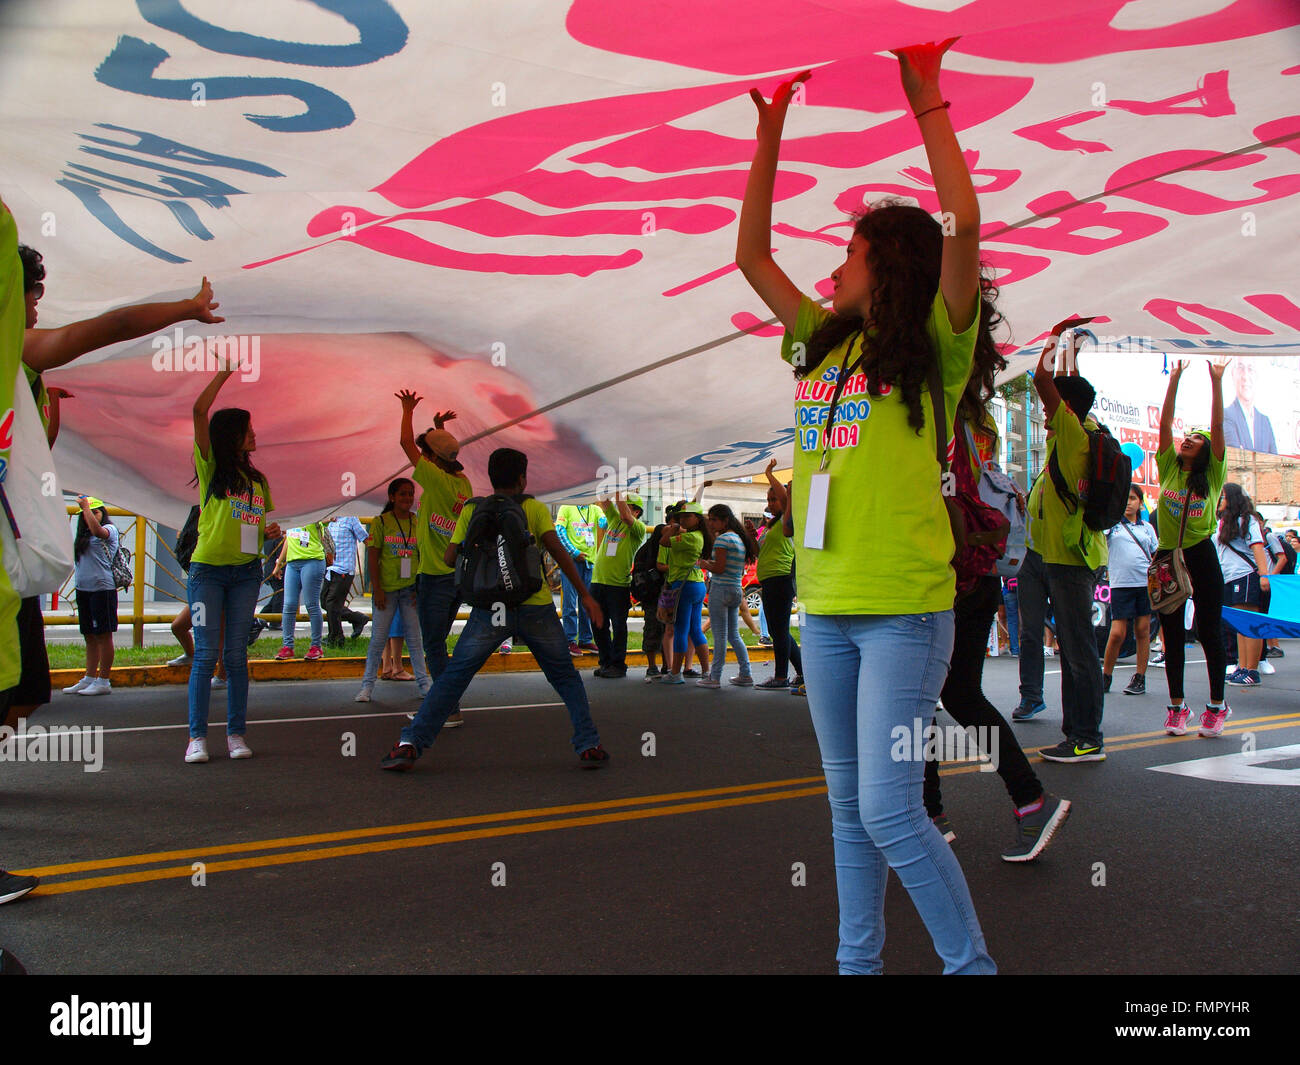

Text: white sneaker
xmin=227 ymin=734 xmax=253 ymax=759
xmin=62 ymin=675 xmax=93 ymax=694
xmin=1226 ymin=662 xmax=1237 ymax=675
xmin=78 ymin=678 xmax=111 ymax=696
xmin=166 ymin=654 xmax=193 ymax=667
xmin=211 ymin=676 xmax=227 ymax=689
xmin=355 ymin=689 xmax=373 ymax=703
xmin=185 ymin=738 xmax=209 ymax=763
xmin=1258 ymin=659 xmax=1276 ymax=675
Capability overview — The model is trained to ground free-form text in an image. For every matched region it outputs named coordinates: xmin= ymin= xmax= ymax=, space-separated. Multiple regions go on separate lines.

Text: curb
xmin=50 ymin=647 xmax=781 ymax=688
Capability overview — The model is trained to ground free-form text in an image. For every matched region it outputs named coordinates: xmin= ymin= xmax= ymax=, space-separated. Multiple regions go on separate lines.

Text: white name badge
xmin=605 ymin=537 xmax=619 ymax=556
xmin=240 ymin=522 xmax=259 ymax=554
xmin=400 ymin=557 xmax=411 ymax=580
xmin=803 ymin=473 xmax=830 ymax=550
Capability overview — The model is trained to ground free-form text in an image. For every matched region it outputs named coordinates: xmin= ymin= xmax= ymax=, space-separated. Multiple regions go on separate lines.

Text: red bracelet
xmin=913 ymin=101 xmax=951 ymax=120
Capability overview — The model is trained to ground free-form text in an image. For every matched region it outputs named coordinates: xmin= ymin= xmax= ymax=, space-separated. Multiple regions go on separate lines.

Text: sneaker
xmin=594 ymin=667 xmax=627 ymax=679
xmin=184 ymin=738 xmax=210 ymax=764
xmin=1103 ymin=674 xmax=1113 ymax=693
xmin=166 ymin=653 xmax=193 ymax=668
xmin=380 ymin=742 xmax=417 ymax=771
xmin=644 ymin=666 xmax=661 ymax=682
xmin=568 ymin=642 xmax=583 ymax=657
xmin=696 ymin=677 xmax=721 ymax=688
xmin=1001 ymin=794 xmax=1071 ymax=862
xmin=758 ymin=636 xmax=773 ymax=646
xmin=62 ymin=675 xmax=93 ymax=694
xmin=443 ymin=711 xmax=464 ymax=729
xmin=729 ymin=675 xmax=754 ymax=687
xmin=305 ymin=646 xmax=324 ymax=661
xmin=211 ymin=676 xmax=227 ymax=689
xmin=578 ymin=745 xmax=609 ymax=769
xmin=351 ymin=617 xmax=370 ymax=639
xmin=275 ymin=646 xmax=294 ymax=661
xmin=755 ymin=677 xmax=790 ymax=691
xmin=499 ymin=642 xmax=513 ymax=654
xmin=683 ymin=668 xmax=701 ymax=678
xmin=789 ymin=674 xmax=804 ymax=688
xmin=579 ymin=642 xmax=599 ymax=654
xmin=931 ymin=814 xmax=956 ymax=843
xmin=1149 ymin=651 xmax=1165 ymax=667
xmin=1199 ymin=705 xmax=1232 ymax=737
xmin=355 ymin=689 xmax=373 ymax=703
xmin=660 ymin=673 xmax=685 ymax=685
xmin=1227 ymin=668 xmax=1260 ymax=687
xmin=1122 ymin=674 xmax=1146 ymax=695
xmin=0 ymin=871 xmax=39 ymax=905
xmin=1011 ymin=699 xmax=1047 ymax=721
xmin=1164 ymin=703 xmax=1191 ymax=735
xmin=1038 ymin=739 xmax=1105 ymax=763
xmin=1225 ymin=662 xmax=1238 ymax=675
xmin=78 ymin=678 xmax=111 ymax=696
xmin=1258 ymin=659 xmax=1275 ymax=675
xmin=227 ymin=734 xmax=253 ymax=759
xmin=1264 ymin=646 xmax=1284 ymax=659
xmin=791 ymin=682 xmax=806 ymax=696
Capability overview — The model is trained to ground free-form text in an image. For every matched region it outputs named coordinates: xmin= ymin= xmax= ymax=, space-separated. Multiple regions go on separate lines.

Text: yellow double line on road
xmin=20 ymin=776 xmax=828 ymax=896
xmin=20 ymin=712 xmax=1300 ymax=895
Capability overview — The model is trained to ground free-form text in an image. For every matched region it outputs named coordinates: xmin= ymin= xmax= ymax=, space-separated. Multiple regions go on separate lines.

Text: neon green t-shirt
xmin=190 ymin=442 xmax=273 ymax=567
xmin=780 ymin=290 xmax=976 ymax=614
xmin=592 ymin=501 xmax=646 ymax=587
xmin=371 ymin=510 xmax=418 ymax=592
xmin=0 ymin=201 xmax=24 ymax=689
xmin=451 ymin=496 xmax=556 ymax=608
xmin=665 ymin=529 xmax=704 ymax=583
xmin=1026 ymin=407 xmax=1108 ymax=569
xmin=755 ymin=520 xmax=794 ymax=581
xmin=556 ymin=504 xmax=602 ymax=564
xmin=413 ymin=457 xmax=472 ymax=577
xmin=285 ymin=523 xmax=326 ymax=563
xmin=1155 ymin=445 xmax=1225 ymax=550
xmin=23 ymin=362 xmax=49 ymax=433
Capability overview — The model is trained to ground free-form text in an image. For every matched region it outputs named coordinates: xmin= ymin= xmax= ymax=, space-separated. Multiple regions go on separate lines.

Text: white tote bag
xmin=0 ymin=366 xmax=75 ymax=596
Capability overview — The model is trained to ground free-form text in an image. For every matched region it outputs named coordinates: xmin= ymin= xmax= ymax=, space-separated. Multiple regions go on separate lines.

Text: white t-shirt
xmin=1216 ymin=516 xmax=1265 ymax=584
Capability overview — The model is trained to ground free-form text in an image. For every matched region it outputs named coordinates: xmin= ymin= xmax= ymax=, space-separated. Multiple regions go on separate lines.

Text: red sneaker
xmin=274 ymin=646 xmax=294 ymax=661
xmin=305 ymin=646 xmax=324 ymax=661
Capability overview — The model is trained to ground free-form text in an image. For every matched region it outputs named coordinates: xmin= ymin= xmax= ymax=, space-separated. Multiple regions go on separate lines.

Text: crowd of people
xmin=1 ymin=38 xmax=1294 ymax=975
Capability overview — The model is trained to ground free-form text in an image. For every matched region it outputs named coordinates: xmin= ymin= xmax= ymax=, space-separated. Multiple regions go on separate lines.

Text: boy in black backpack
xmin=381 ymin=448 xmax=609 ymax=770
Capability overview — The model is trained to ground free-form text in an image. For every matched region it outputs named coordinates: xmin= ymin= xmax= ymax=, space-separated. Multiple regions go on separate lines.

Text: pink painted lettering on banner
xmin=1105 ymin=147 xmax=1300 ymax=215
xmin=733 ymin=312 xmax=784 ymax=337
xmin=1014 ymin=111 xmax=1111 ymax=155
xmin=986 ymin=193 xmax=1167 ymax=254
xmin=1109 ymin=71 xmax=1234 ymax=117
xmin=978 ymin=248 xmax=1052 ymax=287
xmin=1244 ymin=294 xmax=1300 ymax=330
xmin=1143 ymin=300 xmax=1273 ymax=336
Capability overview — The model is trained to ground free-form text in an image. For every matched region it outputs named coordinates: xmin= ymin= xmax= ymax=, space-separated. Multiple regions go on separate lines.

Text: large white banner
xmin=1 ymin=0 xmax=1297 ymax=524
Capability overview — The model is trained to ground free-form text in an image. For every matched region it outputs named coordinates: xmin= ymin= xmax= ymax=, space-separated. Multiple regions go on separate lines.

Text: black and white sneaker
xmin=0 ymin=870 xmax=38 ymax=905
xmin=1001 ymin=794 xmax=1071 ymax=862
xmin=1122 ymin=673 xmax=1146 ymax=695
xmin=1039 ymin=739 xmax=1106 ymax=763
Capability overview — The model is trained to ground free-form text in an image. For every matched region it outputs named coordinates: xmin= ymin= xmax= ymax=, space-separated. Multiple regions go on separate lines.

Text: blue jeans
xmin=801 ymin=611 xmax=995 ymax=975
xmin=416 ymin=572 xmax=460 ymax=683
xmin=673 ymin=579 xmax=707 ymax=655
xmin=360 ymin=586 xmax=430 ymax=693
xmin=281 ymin=557 xmax=325 ymax=650
xmin=561 ymin=556 xmax=593 ymax=643
xmin=1002 ymin=580 xmax=1020 ymax=655
xmin=402 ymin=604 xmax=600 ymax=755
xmin=188 ymin=559 xmax=262 ymax=738
xmin=708 ymin=585 xmax=750 ymax=681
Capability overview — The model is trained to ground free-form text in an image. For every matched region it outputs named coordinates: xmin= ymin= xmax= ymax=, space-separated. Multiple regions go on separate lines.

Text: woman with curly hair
xmin=736 ymin=41 xmax=996 ymax=973
xmin=1217 ymin=482 xmax=1271 ymax=690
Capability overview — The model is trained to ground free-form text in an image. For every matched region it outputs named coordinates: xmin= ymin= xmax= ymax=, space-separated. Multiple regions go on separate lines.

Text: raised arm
xmin=193 ymin=368 xmax=235 ymax=460
xmin=77 ymin=495 xmax=109 ymax=539
xmin=763 ymin=458 xmax=789 ymax=513
xmin=25 ymin=277 xmax=223 ymax=374
xmin=891 ymin=40 xmax=978 ymax=331
xmin=735 ymin=71 xmax=811 ymax=333
xmin=1034 ymin=316 xmax=1095 ymax=422
xmin=1159 ymin=360 xmax=1188 ymax=455
xmin=541 ymin=529 xmax=604 ymax=630
xmin=1207 ymin=358 xmax=1228 ymax=461
xmin=397 ymin=390 xmax=423 ymax=466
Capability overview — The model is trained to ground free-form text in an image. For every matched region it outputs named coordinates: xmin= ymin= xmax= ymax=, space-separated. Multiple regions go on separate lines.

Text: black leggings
xmin=760 ymin=574 xmax=802 ymax=680
xmin=1161 ymin=537 xmax=1226 ymax=704
xmin=925 ymin=576 xmax=1042 ymax=816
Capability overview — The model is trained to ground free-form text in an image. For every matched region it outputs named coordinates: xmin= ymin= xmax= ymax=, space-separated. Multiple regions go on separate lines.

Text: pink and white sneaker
xmin=304 ymin=646 xmax=324 ymax=661
xmin=1199 ymin=704 xmax=1232 ymax=738
xmin=275 ymin=646 xmax=294 ymax=661
xmin=1164 ymin=703 xmax=1191 ymax=736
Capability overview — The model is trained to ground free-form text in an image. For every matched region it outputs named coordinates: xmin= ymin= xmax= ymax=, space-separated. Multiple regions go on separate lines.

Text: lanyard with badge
xmin=392 ymin=512 xmax=415 ymax=580
xmin=806 ymin=334 xmax=868 ymax=551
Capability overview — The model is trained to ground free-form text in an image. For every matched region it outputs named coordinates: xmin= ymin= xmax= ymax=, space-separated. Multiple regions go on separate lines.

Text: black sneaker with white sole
xmin=1039 ymin=739 xmax=1105 ymax=763
xmin=1122 ymin=673 xmax=1146 ymax=695
xmin=1001 ymin=794 xmax=1071 ymax=862
xmin=0 ymin=870 xmax=38 ymax=905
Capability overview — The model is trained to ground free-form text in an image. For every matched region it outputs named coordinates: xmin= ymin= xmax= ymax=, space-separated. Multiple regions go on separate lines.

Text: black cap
xmin=1054 ymin=375 xmax=1096 ymax=418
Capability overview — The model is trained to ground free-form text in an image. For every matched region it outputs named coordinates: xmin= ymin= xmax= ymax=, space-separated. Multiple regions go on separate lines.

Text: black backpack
xmin=453 ymin=494 xmax=543 ymax=608
xmin=176 ymin=506 xmax=201 ymax=573
xmin=1047 ymin=421 xmax=1132 ymax=532
xmin=629 ymin=526 xmax=665 ymax=607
